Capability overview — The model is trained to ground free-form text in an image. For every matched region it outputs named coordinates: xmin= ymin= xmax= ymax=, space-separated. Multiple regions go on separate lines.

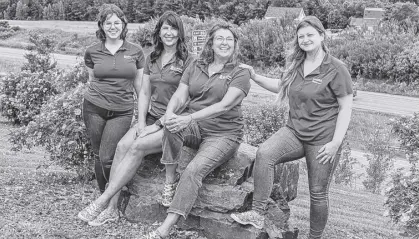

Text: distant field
xmin=7 ymin=20 xmax=144 ymax=34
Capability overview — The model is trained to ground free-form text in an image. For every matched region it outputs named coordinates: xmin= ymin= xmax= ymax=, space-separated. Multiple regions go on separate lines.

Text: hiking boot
xmin=230 ymin=210 xmax=265 ymax=229
xmin=77 ymin=202 xmax=105 ymax=222
xmin=161 ymin=173 xmax=180 ymax=207
xmin=88 ymin=207 xmax=119 ymax=226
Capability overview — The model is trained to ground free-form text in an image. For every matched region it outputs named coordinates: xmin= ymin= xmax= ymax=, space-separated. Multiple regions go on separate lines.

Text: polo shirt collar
xmin=197 ymin=59 xmax=237 ymax=75
xmin=298 ymin=53 xmax=332 ymax=77
xmin=99 ymin=40 xmax=129 ymax=53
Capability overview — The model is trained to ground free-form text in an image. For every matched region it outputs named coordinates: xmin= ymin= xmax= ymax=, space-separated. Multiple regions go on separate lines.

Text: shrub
xmin=0 ymin=20 xmax=20 ymax=40
xmin=362 ymin=129 xmax=395 ymax=194
xmin=9 ymin=83 xmax=93 ymax=178
xmin=0 ymin=32 xmax=60 ymax=125
xmin=242 ymin=103 xmax=288 ymax=147
xmin=390 ymin=42 xmax=419 ymax=85
xmin=334 ymin=140 xmax=359 ymax=186
xmin=385 ymin=114 xmax=419 ymax=237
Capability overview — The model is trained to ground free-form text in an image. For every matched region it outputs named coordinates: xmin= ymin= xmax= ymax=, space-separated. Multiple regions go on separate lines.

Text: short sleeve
xmin=143 ymin=55 xmax=151 ymax=75
xmin=229 ymin=68 xmax=251 ymax=96
xmin=84 ymin=48 xmax=94 ymax=69
xmin=180 ymin=61 xmax=196 ymax=86
xmin=136 ymin=48 xmax=145 ymax=69
xmin=330 ymin=64 xmax=353 ymax=98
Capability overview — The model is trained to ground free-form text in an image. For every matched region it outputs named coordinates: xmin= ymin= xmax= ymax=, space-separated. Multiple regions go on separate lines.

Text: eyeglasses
xmin=214 ymin=36 xmax=235 ymax=43
xmin=104 ymin=21 xmax=123 ymax=29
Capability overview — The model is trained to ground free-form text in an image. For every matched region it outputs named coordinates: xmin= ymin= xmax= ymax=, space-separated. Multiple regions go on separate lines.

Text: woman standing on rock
xmin=146 ymin=23 xmax=251 ymax=238
xmin=78 ymin=11 xmax=192 ymax=226
xmin=231 ymin=16 xmax=353 ymax=239
xmin=81 ymin=4 xmax=144 ymax=194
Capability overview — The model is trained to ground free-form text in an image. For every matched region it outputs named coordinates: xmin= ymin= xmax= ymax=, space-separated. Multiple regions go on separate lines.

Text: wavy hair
xmin=278 ymin=16 xmax=329 ymax=101
xmin=199 ymin=23 xmax=239 ymax=65
xmin=150 ymin=11 xmax=188 ymax=63
xmin=95 ymin=4 xmax=128 ymax=42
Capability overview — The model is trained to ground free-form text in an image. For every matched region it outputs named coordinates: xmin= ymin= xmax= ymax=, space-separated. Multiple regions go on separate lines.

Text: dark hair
xmin=150 ymin=11 xmax=188 ymax=63
xmin=95 ymin=4 xmax=128 ymax=42
xmin=278 ymin=16 xmax=328 ymax=101
xmin=199 ymin=23 xmax=239 ymax=65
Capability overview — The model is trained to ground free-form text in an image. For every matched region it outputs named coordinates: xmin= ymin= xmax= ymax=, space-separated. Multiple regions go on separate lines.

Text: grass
xmin=0 ymin=58 xmax=22 ymax=74
xmin=289 ymin=167 xmax=403 ymax=239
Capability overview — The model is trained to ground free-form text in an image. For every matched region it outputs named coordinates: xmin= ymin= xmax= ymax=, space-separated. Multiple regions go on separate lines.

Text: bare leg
xmin=156 ymin=213 xmax=181 ymax=237
xmin=94 ymin=129 xmax=164 ymax=209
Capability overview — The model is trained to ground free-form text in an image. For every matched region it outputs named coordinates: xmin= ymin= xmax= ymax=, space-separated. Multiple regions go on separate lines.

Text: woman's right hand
xmin=135 ymin=122 xmax=146 ymax=138
xmin=239 ymin=63 xmax=255 ymax=79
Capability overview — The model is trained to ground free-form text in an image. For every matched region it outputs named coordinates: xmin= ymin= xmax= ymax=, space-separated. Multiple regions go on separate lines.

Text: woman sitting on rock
xmin=146 ymin=23 xmax=251 ymax=238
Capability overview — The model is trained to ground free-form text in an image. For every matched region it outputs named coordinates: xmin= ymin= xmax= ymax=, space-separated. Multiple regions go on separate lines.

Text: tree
xmin=384 ymin=2 xmax=419 ymax=22
xmin=15 ymin=0 xmax=23 ymax=19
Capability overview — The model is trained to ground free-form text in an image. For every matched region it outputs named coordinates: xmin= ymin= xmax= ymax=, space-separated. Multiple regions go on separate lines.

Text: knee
xmin=116 ymin=140 xmax=130 ymax=156
xmin=182 ymin=164 xmax=203 ymax=186
xmin=256 ymin=146 xmax=273 ymax=165
xmin=126 ymin=140 xmax=146 ymax=157
xmin=310 ymin=185 xmax=328 ymax=202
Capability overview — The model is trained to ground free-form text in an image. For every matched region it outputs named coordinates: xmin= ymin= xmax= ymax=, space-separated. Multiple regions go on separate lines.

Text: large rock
xmin=122 ymin=143 xmax=299 ymax=239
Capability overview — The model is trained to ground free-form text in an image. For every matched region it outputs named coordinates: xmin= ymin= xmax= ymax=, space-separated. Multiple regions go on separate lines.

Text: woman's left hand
xmin=165 ymin=114 xmax=192 ymax=133
xmin=316 ymin=141 xmax=341 ymax=164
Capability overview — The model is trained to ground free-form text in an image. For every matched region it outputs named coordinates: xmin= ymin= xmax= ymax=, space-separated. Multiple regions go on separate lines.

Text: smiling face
xmin=102 ymin=14 xmax=123 ymax=40
xmin=159 ymin=22 xmax=179 ymax=48
xmin=212 ymin=28 xmax=235 ymax=60
xmin=297 ymin=25 xmax=324 ymax=53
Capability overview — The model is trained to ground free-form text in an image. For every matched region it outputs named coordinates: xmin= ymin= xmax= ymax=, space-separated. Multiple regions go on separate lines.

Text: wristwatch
xmin=155 ymin=119 xmax=163 ymax=128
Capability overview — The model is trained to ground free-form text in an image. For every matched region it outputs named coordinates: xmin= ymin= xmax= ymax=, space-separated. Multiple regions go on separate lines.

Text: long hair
xmin=278 ymin=16 xmax=329 ymax=101
xmin=95 ymin=4 xmax=128 ymax=42
xmin=199 ymin=23 xmax=239 ymax=65
xmin=150 ymin=11 xmax=188 ymax=63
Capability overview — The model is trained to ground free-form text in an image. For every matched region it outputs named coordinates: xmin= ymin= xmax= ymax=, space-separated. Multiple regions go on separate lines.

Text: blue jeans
xmin=252 ymin=127 xmax=342 ymax=239
xmin=83 ymin=99 xmax=133 ymax=192
xmin=161 ymin=120 xmax=240 ymax=218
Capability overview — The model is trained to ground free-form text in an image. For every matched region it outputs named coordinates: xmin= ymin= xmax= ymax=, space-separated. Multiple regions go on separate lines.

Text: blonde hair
xmin=278 ymin=16 xmax=329 ymax=101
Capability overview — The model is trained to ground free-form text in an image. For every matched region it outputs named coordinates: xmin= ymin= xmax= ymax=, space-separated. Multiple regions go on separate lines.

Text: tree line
xmin=0 ymin=0 xmax=418 ymax=28
xmin=0 ymin=0 xmax=270 ymax=24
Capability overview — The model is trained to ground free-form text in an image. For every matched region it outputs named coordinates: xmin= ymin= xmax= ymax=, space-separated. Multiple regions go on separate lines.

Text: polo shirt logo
xmin=312 ymin=78 xmax=322 ymax=84
xmin=219 ymin=75 xmax=232 ymax=81
xmin=124 ymin=55 xmax=134 ymax=60
xmin=170 ymin=66 xmax=183 ymax=73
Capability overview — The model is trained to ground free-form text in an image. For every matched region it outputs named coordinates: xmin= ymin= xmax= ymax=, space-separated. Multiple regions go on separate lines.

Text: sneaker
xmin=88 ymin=207 xmax=119 ymax=226
xmin=161 ymin=174 xmax=180 ymax=207
xmin=145 ymin=230 xmax=164 ymax=239
xmin=230 ymin=210 xmax=265 ymax=229
xmin=77 ymin=202 xmax=105 ymax=222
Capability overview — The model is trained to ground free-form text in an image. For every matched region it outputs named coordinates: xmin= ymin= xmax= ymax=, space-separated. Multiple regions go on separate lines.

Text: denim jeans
xmin=83 ymin=99 xmax=133 ymax=192
xmin=252 ymin=127 xmax=342 ymax=239
xmin=161 ymin=120 xmax=240 ymax=218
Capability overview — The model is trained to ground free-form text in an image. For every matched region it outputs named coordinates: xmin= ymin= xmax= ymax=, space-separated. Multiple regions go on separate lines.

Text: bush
xmin=362 ymin=129 xmax=395 ymax=194
xmin=0 ymin=20 xmax=20 ymax=40
xmin=242 ymin=103 xmax=288 ymax=147
xmin=0 ymin=71 xmax=60 ymax=125
xmin=10 ymin=83 xmax=93 ymax=178
xmin=386 ymin=113 xmax=419 ymax=237
xmin=390 ymin=42 xmax=419 ymax=85
xmin=334 ymin=140 xmax=359 ymax=186
xmin=0 ymin=32 xmax=60 ymax=125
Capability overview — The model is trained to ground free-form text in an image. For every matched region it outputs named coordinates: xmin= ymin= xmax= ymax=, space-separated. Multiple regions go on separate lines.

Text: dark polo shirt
xmin=181 ymin=59 xmax=251 ymax=139
xmin=286 ymin=54 xmax=353 ymax=145
xmin=84 ymin=41 xmax=145 ymax=111
xmin=144 ymin=54 xmax=194 ymax=118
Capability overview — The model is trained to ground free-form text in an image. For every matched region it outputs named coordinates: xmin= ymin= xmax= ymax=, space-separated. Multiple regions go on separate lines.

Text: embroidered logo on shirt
xmin=124 ymin=55 xmax=134 ymax=60
xmin=219 ymin=75 xmax=232 ymax=81
xmin=170 ymin=66 xmax=183 ymax=73
xmin=312 ymin=78 xmax=322 ymax=84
